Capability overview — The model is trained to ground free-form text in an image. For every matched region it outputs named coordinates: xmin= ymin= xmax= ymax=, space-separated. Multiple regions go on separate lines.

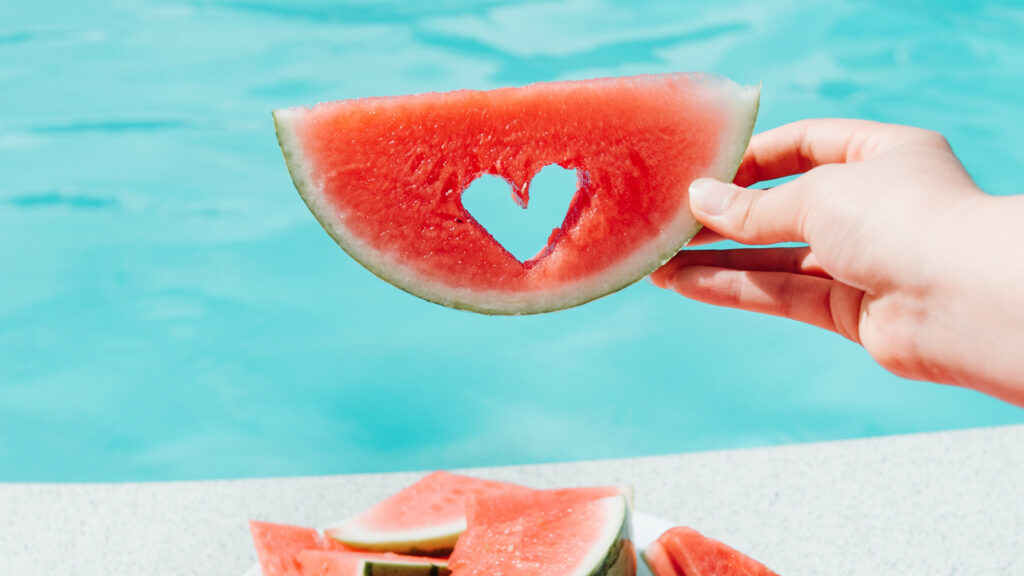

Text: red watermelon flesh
xmin=273 ymin=73 xmax=759 ymax=314
xmin=250 ymin=521 xmax=354 ymax=576
xmin=464 ymin=485 xmax=626 ymax=526
xmin=297 ymin=550 xmax=450 ymax=576
xmin=325 ymin=471 xmax=530 ymax=554
xmin=642 ymin=527 xmax=778 ymax=576
xmin=448 ymin=489 xmax=634 ymax=576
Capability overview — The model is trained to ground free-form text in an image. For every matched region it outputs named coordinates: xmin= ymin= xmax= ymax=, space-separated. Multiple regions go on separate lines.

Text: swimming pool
xmin=2 ymin=1 xmax=1022 ymax=482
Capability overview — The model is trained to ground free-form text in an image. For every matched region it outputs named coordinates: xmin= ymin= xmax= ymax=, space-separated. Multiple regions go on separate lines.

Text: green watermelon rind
xmin=273 ymin=74 xmax=760 ymax=316
xmin=552 ymin=494 xmax=634 ymax=576
xmin=296 ymin=549 xmax=452 ymax=576
xmin=355 ymin=560 xmax=451 ymax=576
xmin=582 ymin=495 xmax=635 ymax=576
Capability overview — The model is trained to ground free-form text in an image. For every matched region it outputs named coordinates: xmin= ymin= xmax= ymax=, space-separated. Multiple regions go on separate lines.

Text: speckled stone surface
xmin=2 ymin=425 xmax=1023 ymax=575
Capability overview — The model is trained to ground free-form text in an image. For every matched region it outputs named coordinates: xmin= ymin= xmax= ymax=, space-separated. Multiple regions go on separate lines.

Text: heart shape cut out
xmin=461 ymin=165 xmax=578 ymax=263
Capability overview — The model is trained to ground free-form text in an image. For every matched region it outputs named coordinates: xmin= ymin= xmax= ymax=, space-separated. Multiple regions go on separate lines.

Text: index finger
xmin=733 ymin=118 xmax=897 ymax=187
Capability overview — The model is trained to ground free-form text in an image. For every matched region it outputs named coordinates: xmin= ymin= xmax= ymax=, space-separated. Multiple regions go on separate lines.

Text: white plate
xmin=244 ymin=510 xmax=674 ymax=576
xmin=632 ymin=511 xmax=675 ymax=576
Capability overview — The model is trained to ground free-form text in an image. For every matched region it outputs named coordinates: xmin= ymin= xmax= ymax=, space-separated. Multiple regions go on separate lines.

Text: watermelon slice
xmin=464 ymin=485 xmax=628 ymax=524
xmin=324 ymin=471 xmax=530 ymax=555
xmin=448 ymin=490 xmax=634 ymax=576
xmin=297 ymin=550 xmax=450 ymax=576
xmin=250 ymin=521 xmax=354 ymax=576
xmin=273 ymin=73 xmax=759 ymax=315
xmin=641 ymin=526 xmax=778 ymax=576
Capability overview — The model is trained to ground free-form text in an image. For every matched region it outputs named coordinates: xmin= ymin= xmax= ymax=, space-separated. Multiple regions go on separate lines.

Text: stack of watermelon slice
xmin=248 ymin=471 xmax=778 ymax=576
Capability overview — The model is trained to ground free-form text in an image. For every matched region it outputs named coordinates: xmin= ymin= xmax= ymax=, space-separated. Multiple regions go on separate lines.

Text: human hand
xmin=651 ymin=119 xmax=1024 ymax=405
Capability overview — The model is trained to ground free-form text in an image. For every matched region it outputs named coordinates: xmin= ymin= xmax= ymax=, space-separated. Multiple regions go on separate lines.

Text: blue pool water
xmin=2 ymin=1 xmax=1023 ymax=482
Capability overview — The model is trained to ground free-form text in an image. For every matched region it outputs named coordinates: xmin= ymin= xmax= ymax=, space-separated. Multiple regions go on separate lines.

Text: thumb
xmin=688 ymin=177 xmax=810 ymax=245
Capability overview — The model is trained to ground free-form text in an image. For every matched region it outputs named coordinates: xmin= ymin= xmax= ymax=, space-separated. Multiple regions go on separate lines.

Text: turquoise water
xmin=2 ymin=1 xmax=1023 ymax=482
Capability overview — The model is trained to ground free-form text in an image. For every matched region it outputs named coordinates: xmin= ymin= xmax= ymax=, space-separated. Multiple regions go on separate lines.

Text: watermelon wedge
xmin=273 ymin=73 xmax=759 ymax=315
xmin=448 ymin=490 xmax=634 ymax=576
xmin=464 ymin=485 xmax=628 ymax=524
xmin=250 ymin=521 xmax=354 ymax=576
xmin=297 ymin=550 xmax=450 ymax=576
xmin=324 ymin=471 xmax=529 ymax=555
xmin=641 ymin=526 xmax=778 ymax=576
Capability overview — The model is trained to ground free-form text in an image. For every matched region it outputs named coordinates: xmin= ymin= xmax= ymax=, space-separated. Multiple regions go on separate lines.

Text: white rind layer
xmin=273 ymin=74 xmax=760 ymax=315
xmin=324 ymin=517 xmax=466 ymax=553
xmin=570 ymin=495 xmax=631 ymax=576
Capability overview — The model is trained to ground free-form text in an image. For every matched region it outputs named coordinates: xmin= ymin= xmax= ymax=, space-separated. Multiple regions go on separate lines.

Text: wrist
xmin=924 ymin=192 xmax=1024 ymax=404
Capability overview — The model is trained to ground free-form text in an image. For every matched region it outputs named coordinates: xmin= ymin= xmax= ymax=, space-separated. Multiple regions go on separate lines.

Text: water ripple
xmin=6 ymin=115 xmax=264 ymax=137
xmin=197 ymin=0 xmax=513 ymax=24
xmin=0 ymin=26 xmax=107 ymax=47
xmin=1 ymin=190 xmax=119 ymax=210
xmin=26 ymin=118 xmax=195 ymax=134
xmin=0 ymin=30 xmax=34 ymax=45
xmin=415 ymin=21 xmax=749 ymax=84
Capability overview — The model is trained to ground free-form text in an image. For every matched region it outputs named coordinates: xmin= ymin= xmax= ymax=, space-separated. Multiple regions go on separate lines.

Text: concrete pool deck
xmin=1 ymin=424 xmax=1022 ymax=575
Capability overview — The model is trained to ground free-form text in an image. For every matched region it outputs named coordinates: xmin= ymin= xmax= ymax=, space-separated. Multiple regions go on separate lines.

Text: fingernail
xmin=689 ymin=178 xmax=735 ymax=216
